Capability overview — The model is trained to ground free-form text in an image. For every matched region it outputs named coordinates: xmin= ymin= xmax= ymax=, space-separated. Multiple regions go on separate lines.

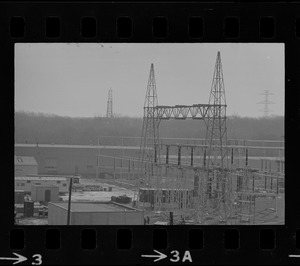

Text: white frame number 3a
xmin=170 ymin=250 xmax=192 ymax=263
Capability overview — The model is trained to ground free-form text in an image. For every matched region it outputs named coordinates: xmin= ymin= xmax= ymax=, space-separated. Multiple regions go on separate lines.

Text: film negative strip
xmin=1 ymin=1 xmax=300 ymax=265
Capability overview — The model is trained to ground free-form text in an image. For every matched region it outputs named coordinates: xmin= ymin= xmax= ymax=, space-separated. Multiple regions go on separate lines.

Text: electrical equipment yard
xmin=14 ymin=52 xmax=284 ymax=225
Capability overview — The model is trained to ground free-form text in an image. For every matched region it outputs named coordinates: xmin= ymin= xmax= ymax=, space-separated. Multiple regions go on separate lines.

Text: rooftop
xmin=139 ymin=187 xmax=193 ymax=191
xmin=50 ymin=201 xmax=141 ymax=212
xmin=27 ymin=174 xmax=80 ymax=179
xmin=14 ymin=156 xmax=37 ymax=166
xmin=15 ymin=143 xmax=139 ymax=150
xmin=32 ymin=184 xmax=59 ymax=188
xmin=15 ymin=176 xmax=67 ymax=181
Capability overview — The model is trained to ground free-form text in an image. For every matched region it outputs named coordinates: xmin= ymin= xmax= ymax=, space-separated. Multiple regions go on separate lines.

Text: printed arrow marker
xmin=141 ymin=250 xmax=167 ymax=262
xmin=0 ymin=253 xmax=27 ymax=265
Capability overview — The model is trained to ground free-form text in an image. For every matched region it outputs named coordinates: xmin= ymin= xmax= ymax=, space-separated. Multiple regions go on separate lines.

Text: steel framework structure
xmin=136 ymin=52 xmax=284 ymax=224
xmin=138 ymin=64 xmax=161 ymax=198
xmin=155 ymin=104 xmax=226 ymax=120
xmin=200 ymin=51 xmax=230 ymax=222
xmin=138 ymin=52 xmax=232 ymax=221
xmin=106 ymin=88 xmax=113 ymax=118
xmin=257 ymin=89 xmax=274 ymax=117
xmin=205 ymin=51 xmax=228 ymax=170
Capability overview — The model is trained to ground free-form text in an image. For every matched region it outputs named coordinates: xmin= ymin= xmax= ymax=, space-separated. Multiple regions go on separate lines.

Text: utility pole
xmin=67 ymin=177 xmax=73 ymax=225
xmin=169 ymin=211 xmax=173 ymax=225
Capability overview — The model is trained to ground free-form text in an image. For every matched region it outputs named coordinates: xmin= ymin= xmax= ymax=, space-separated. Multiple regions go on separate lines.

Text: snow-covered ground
xmin=61 ymin=181 xmax=135 ymax=202
xmin=17 ymin=217 xmax=48 ymax=225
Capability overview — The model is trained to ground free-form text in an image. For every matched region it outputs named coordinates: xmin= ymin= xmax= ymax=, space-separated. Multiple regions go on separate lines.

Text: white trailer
xmin=15 ymin=176 xmax=69 ymax=193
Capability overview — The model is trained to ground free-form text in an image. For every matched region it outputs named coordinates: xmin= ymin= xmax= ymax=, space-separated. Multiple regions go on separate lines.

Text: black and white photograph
xmin=14 ymin=43 xmax=284 ymax=226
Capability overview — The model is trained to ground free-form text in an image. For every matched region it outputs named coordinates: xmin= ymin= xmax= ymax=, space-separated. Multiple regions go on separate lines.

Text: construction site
xmin=14 ymin=51 xmax=284 ymax=225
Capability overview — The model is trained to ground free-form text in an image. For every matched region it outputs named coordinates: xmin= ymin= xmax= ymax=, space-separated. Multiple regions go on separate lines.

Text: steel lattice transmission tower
xmin=257 ymin=90 xmax=274 ymax=117
xmin=205 ymin=51 xmax=228 ymax=170
xmin=139 ymin=63 xmax=160 ymax=183
xmin=202 ymin=51 xmax=230 ymax=221
xmin=106 ymin=88 xmax=113 ymax=118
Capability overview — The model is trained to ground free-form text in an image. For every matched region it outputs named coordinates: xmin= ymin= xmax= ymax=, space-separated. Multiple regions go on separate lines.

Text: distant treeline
xmin=14 ymin=111 xmax=284 ymax=145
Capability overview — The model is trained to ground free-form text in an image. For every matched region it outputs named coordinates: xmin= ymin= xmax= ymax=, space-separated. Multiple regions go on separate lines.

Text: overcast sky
xmin=15 ymin=43 xmax=284 ymax=118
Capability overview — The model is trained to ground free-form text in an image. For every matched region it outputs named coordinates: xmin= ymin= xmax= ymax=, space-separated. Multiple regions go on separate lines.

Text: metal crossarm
xmin=152 ymin=104 xmax=227 ymax=120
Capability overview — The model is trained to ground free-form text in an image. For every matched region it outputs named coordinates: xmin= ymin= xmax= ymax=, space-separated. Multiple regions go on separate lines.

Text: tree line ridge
xmin=15 ymin=111 xmax=284 ymax=145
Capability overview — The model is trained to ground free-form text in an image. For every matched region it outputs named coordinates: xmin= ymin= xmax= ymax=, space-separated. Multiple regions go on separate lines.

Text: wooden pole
xmin=67 ymin=177 xmax=73 ymax=225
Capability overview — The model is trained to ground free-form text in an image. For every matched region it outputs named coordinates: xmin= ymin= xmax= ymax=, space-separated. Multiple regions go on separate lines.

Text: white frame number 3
xmin=32 ymin=254 xmax=42 ymax=265
xmin=170 ymin=250 xmax=180 ymax=262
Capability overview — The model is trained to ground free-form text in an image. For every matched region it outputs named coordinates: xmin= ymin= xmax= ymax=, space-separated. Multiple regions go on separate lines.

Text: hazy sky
xmin=15 ymin=43 xmax=284 ymax=118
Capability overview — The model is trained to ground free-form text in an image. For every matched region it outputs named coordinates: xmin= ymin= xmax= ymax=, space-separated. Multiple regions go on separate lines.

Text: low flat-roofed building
xmin=14 ymin=143 xmax=138 ymax=177
xmin=15 ymin=156 xmax=38 ymax=177
xmin=48 ymin=201 xmax=144 ymax=225
xmin=15 ymin=190 xmax=25 ymax=204
xmin=27 ymin=174 xmax=81 ymax=184
xmin=31 ymin=185 xmax=59 ymax=203
xmin=15 ymin=176 xmax=69 ymax=193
